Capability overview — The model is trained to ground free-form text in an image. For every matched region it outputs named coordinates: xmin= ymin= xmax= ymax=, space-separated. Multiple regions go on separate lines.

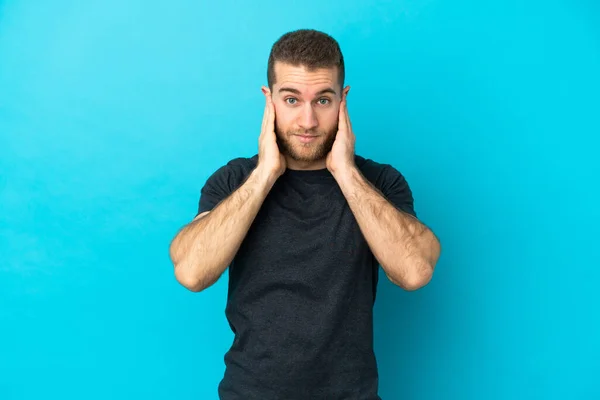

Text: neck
xmin=285 ymin=157 xmax=327 ymax=171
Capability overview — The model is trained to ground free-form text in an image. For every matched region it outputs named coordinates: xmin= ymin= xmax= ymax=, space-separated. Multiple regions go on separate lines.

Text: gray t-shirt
xmin=197 ymin=154 xmax=416 ymax=400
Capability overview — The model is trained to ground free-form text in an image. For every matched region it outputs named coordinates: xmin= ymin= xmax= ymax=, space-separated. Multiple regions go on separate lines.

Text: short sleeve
xmin=379 ymin=165 xmax=417 ymax=218
xmin=196 ymin=163 xmax=243 ymax=216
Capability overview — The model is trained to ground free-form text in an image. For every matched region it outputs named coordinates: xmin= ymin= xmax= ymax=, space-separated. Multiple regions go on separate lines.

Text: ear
xmin=261 ymin=85 xmax=272 ymax=97
xmin=342 ymin=85 xmax=351 ymax=100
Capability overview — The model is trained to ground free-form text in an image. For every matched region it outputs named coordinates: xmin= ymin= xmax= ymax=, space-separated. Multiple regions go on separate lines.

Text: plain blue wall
xmin=1 ymin=1 xmax=599 ymax=399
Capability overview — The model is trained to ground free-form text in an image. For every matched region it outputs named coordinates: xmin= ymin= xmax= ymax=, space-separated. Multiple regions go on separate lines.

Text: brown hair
xmin=267 ymin=29 xmax=345 ymax=92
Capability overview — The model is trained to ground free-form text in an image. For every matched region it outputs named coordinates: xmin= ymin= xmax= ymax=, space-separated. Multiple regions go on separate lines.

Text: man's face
xmin=268 ymin=62 xmax=343 ymax=165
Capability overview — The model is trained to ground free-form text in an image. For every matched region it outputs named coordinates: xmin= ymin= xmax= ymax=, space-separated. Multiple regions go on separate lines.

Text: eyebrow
xmin=278 ymin=87 xmax=337 ymax=96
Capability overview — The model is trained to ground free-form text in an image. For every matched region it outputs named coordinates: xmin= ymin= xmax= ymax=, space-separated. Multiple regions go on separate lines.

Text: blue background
xmin=1 ymin=1 xmax=599 ymax=399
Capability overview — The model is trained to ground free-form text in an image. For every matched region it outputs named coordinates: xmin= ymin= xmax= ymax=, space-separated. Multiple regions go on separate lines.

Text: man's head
xmin=262 ymin=29 xmax=349 ymax=169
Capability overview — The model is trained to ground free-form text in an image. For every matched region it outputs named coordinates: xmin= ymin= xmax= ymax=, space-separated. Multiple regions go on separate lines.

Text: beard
xmin=275 ymin=122 xmax=338 ymax=163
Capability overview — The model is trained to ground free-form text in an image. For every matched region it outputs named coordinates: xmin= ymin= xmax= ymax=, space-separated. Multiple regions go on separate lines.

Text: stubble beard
xmin=275 ymin=123 xmax=338 ymax=163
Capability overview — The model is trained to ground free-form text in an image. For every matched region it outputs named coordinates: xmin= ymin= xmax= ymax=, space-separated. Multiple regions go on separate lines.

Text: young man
xmin=169 ymin=29 xmax=441 ymax=400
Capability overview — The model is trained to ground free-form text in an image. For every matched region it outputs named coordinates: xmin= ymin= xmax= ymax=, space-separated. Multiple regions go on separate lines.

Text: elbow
xmin=408 ymin=262 xmax=435 ymax=291
xmin=402 ymin=270 xmax=433 ymax=291
xmin=174 ymin=263 xmax=206 ymax=293
xmin=170 ymin=241 xmax=205 ymax=292
xmin=388 ymin=262 xmax=434 ymax=291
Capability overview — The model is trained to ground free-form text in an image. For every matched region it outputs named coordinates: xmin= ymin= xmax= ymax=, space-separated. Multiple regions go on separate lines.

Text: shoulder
xmin=203 ymin=154 xmax=258 ymax=190
xmin=355 ymin=154 xmax=417 ymax=216
xmin=354 ymin=154 xmax=408 ymax=186
xmin=214 ymin=154 xmax=258 ymax=176
xmin=222 ymin=154 xmax=258 ymax=175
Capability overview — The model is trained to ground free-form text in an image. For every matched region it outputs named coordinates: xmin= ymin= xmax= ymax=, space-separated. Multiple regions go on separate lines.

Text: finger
xmin=260 ymin=102 xmax=268 ymax=137
xmin=345 ymin=99 xmax=352 ymax=135
xmin=267 ymin=94 xmax=275 ymax=134
xmin=341 ymin=88 xmax=352 ymax=134
xmin=338 ymin=99 xmax=347 ymax=132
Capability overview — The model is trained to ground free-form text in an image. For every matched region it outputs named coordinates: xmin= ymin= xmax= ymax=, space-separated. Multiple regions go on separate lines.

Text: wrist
xmin=253 ymin=165 xmax=281 ymax=189
xmin=332 ymin=164 xmax=358 ymax=184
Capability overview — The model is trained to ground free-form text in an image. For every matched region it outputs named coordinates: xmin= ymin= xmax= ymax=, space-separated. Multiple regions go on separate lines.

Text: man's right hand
xmin=257 ymin=88 xmax=286 ymax=179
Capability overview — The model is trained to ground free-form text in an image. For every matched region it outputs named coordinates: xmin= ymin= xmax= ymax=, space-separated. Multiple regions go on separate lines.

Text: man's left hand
xmin=326 ymin=87 xmax=355 ymax=177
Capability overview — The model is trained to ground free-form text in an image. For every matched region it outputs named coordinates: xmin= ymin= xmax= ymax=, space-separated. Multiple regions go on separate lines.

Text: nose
xmin=298 ymin=103 xmax=318 ymax=131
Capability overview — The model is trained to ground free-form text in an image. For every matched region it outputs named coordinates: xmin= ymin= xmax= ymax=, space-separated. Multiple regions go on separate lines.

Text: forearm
xmin=335 ymin=167 xmax=441 ymax=290
xmin=170 ymin=167 xmax=277 ymax=292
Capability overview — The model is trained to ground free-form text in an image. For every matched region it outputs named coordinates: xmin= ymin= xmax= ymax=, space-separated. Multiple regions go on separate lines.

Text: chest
xmin=230 ymin=179 xmax=374 ymax=292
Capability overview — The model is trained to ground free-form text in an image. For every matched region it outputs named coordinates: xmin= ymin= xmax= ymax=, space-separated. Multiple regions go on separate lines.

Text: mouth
xmin=293 ymin=134 xmax=319 ymax=143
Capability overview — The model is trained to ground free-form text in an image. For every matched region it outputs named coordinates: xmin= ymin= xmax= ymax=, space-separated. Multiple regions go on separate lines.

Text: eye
xmin=317 ymin=98 xmax=330 ymax=105
xmin=285 ymin=98 xmax=298 ymax=105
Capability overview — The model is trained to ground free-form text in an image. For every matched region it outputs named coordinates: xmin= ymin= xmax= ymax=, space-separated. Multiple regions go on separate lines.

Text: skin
xmin=261 ymin=62 xmax=350 ymax=171
xmin=260 ymin=61 xmax=441 ymax=289
xmin=169 ymin=61 xmax=440 ymax=293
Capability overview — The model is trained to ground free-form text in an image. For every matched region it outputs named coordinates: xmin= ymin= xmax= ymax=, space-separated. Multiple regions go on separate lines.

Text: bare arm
xmin=327 ymin=91 xmax=440 ymax=291
xmin=169 ymin=89 xmax=284 ymax=292
xmin=169 ymin=167 xmax=278 ymax=292
xmin=335 ymin=166 xmax=441 ymax=291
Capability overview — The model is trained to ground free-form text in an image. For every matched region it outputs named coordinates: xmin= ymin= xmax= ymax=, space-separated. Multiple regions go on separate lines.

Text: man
xmin=169 ymin=29 xmax=441 ymax=400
